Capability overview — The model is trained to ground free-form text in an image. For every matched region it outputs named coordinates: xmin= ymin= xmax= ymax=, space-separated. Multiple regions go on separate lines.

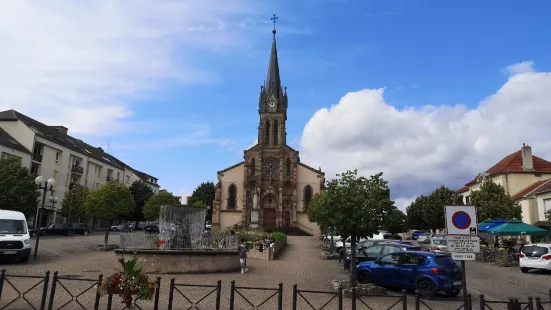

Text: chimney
xmin=50 ymin=126 xmax=68 ymax=135
xmin=521 ymin=143 xmax=534 ymax=171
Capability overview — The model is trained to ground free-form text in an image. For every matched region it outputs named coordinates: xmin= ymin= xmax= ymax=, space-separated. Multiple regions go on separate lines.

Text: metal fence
xmin=0 ymin=269 xmax=549 ymax=310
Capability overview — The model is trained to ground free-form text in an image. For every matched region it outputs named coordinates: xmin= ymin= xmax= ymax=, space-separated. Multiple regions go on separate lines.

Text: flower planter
xmin=106 ymin=287 xmax=140 ymax=295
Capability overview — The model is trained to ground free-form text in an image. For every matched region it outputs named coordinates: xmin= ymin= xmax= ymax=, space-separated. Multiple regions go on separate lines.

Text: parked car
xmin=345 ymin=243 xmax=421 ymax=269
xmin=0 ymin=210 xmax=32 ymax=263
xmin=417 ymin=233 xmax=433 ymax=242
xmin=420 ymin=238 xmax=450 ymax=253
xmin=41 ymin=223 xmax=74 ymax=236
xmin=356 ymin=252 xmax=462 ymax=297
xmin=144 ymin=224 xmax=159 ymax=234
xmin=111 ymin=224 xmax=125 ymax=231
xmin=346 ymin=239 xmax=402 ymax=256
xmin=72 ymin=223 xmax=90 ymax=235
xmin=519 ymin=243 xmax=551 ymax=273
xmin=411 ymin=231 xmax=423 ymax=240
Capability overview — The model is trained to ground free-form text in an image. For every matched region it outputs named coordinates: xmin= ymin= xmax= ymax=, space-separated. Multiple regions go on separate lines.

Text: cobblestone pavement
xmin=0 ymin=236 xmax=503 ymax=310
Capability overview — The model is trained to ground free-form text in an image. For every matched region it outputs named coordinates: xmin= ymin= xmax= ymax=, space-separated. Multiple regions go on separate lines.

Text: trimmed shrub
xmin=272 ymin=232 xmax=286 ymax=242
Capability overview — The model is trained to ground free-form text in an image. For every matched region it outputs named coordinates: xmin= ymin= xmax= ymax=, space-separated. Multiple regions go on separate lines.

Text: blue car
xmin=411 ymin=231 xmax=424 ymax=240
xmin=356 ymin=251 xmax=462 ymax=297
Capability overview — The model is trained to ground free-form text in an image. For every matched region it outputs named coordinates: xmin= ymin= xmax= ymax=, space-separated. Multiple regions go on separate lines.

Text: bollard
xmin=527 ymin=296 xmax=533 ymax=310
xmin=401 ymin=289 xmax=408 ymax=310
xmin=338 ymin=285 xmax=343 ymax=310
xmin=479 ymin=294 xmax=485 ymax=310
xmin=414 ymin=290 xmax=420 ymax=310
xmin=507 ymin=298 xmax=521 ymax=310
xmin=351 ymin=287 xmax=357 ymax=310
xmin=535 ymin=297 xmax=541 ymax=310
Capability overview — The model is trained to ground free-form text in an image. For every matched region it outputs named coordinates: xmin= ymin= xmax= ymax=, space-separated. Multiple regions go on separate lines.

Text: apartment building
xmin=457 ymin=144 xmax=551 ymax=229
xmin=0 ymin=109 xmax=160 ymax=226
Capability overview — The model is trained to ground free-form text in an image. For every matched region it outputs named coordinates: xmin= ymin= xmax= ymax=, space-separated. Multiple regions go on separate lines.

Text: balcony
xmin=32 ymin=153 xmax=43 ymax=162
xmin=71 ymin=166 xmax=84 ymax=174
xmin=106 ymin=176 xmax=114 ymax=181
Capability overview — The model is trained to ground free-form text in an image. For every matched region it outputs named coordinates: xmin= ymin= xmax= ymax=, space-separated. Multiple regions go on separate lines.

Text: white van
xmin=0 ymin=210 xmax=32 ymax=263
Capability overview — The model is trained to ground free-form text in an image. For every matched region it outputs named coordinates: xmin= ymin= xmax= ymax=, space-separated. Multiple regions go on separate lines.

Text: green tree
xmin=405 ymin=195 xmax=430 ymax=230
xmin=188 ymin=181 xmax=215 ymax=220
xmin=470 ymin=180 xmax=521 ymax=220
xmin=61 ymin=184 xmax=89 ymax=221
xmin=425 ymin=186 xmax=463 ymax=232
xmin=307 ymin=192 xmax=337 ymax=253
xmin=129 ymin=181 xmax=154 ymax=227
xmin=84 ymin=180 xmax=134 ymax=249
xmin=383 ymin=207 xmax=407 ymax=234
xmin=0 ymin=156 xmax=39 ymax=216
xmin=312 ymin=170 xmax=394 ymax=287
xmin=144 ymin=191 xmax=180 ymax=220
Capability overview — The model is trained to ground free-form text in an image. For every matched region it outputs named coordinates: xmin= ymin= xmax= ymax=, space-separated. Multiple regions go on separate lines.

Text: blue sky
xmin=3 ymin=1 xmax=551 ymax=206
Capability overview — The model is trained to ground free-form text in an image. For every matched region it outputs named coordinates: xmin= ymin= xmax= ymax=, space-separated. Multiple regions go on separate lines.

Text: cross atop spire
xmin=271 ymin=13 xmax=278 ymax=34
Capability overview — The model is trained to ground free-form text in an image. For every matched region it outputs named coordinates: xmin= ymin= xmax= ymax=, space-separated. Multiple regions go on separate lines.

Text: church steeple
xmin=265 ymin=27 xmax=282 ymax=99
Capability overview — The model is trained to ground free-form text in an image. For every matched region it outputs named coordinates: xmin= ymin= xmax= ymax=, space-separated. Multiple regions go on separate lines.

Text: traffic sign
xmin=445 ymin=205 xmax=478 ymax=236
xmin=445 ymin=235 xmax=480 ymax=253
xmin=451 ymin=253 xmax=476 ymax=261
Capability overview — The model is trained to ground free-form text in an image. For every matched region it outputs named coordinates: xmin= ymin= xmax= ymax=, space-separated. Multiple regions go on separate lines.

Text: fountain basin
xmin=114 ymin=249 xmax=241 ymax=274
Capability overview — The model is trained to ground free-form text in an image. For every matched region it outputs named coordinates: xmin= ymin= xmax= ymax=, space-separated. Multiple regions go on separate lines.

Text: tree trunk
xmin=104 ymin=220 xmax=112 ymax=250
xmin=349 ymin=234 xmax=357 ymax=288
xmin=330 ymin=230 xmax=335 ymax=254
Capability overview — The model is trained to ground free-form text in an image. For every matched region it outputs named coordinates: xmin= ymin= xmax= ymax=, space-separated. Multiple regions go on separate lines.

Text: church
xmin=211 ymin=19 xmax=325 ymax=237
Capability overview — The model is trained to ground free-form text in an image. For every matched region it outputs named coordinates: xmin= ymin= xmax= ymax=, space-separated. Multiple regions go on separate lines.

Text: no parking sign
xmin=445 ymin=205 xmax=478 ymax=236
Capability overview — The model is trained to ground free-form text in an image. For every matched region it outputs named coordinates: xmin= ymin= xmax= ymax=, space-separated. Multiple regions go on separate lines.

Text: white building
xmin=0 ymin=109 xmax=160 ymax=226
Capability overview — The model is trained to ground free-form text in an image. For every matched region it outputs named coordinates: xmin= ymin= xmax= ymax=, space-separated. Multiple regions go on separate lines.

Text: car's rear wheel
xmin=417 ymin=279 xmax=437 ymax=297
xmin=445 ymin=288 xmax=461 ymax=297
xmin=83 ymin=231 xmax=89 ymax=236
xmin=20 ymin=256 xmax=30 ymax=263
xmin=520 ymin=267 xmax=530 ymax=273
xmin=358 ymin=271 xmax=372 ymax=284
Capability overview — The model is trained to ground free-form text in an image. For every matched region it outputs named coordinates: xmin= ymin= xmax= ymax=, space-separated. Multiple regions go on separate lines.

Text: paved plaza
xmin=0 ymin=235 xmax=548 ymax=309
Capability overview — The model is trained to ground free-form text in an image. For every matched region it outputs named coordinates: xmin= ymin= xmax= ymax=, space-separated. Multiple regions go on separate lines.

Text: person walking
xmin=238 ymin=238 xmax=248 ymax=274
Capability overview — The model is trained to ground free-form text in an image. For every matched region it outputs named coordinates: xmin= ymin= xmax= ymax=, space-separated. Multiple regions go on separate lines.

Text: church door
xmin=263 ymin=209 xmax=276 ymax=228
xmin=283 ymin=211 xmax=291 ymax=227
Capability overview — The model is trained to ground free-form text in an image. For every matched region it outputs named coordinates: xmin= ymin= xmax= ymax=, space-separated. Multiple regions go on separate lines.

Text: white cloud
xmin=504 ymin=61 xmax=535 ymax=75
xmin=0 ymin=0 xmax=256 ymax=135
xmin=394 ymin=197 xmax=416 ymax=212
xmin=300 ymin=61 xmax=551 ymax=205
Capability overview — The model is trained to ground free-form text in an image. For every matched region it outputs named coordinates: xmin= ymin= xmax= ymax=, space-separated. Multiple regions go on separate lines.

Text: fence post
xmin=535 ymin=297 xmax=541 ymax=310
xmin=153 ymin=277 xmax=161 ymax=310
xmin=278 ymin=282 xmax=283 ymax=310
xmin=93 ymin=274 xmax=103 ymax=310
xmin=229 ymin=280 xmax=236 ymax=310
xmin=400 ymin=290 xmax=407 ymax=310
xmin=47 ymin=271 xmax=58 ymax=310
xmin=351 ymin=287 xmax=357 ymax=310
xmin=292 ymin=284 xmax=297 ymax=310
xmin=527 ymin=296 xmax=534 ymax=310
xmin=338 ymin=285 xmax=343 ymax=310
xmin=215 ymin=280 xmax=221 ymax=310
xmin=0 ymin=269 xmax=5 ymax=298
xmin=414 ymin=291 xmax=421 ymax=310
xmin=167 ymin=278 xmax=175 ymax=310
xmin=39 ymin=271 xmax=50 ymax=310
xmin=106 ymin=293 xmax=113 ymax=310
xmin=479 ymin=294 xmax=485 ymax=310
xmin=467 ymin=293 xmax=472 ymax=310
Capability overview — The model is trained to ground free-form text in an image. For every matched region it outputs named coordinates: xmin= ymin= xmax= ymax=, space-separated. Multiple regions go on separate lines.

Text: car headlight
xmin=24 ymin=239 xmax=31 ymax=244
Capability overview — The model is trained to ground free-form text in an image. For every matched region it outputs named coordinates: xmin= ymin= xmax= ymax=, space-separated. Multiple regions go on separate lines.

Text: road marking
xmin=38 ymin=247 xmax=65 ymax=256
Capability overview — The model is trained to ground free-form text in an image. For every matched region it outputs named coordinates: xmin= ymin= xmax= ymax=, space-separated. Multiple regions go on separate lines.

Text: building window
xmin=125 ymin=175 xmax=130 ymax=183
xmin=303 ymin=185 xmax=313 ymax=210
xmin=55 ymin=151 xmax=61 ymax=163
xmin=250 ymin=158 xmax=255 ymax=176
xmin=465 ymin=196 xmax=471 ymax=204
xmin=264 ymin=119 xmax=270 ymax=144
xmin=273 ymin=119 xmax=279 ymax=145
xmin=228 ymin=184 xmax=237 ymax=209
xmin=285 ymin=158 xmax=291 ymax=177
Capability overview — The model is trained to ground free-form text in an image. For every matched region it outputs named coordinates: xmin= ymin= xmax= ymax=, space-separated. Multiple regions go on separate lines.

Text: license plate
xmin=453 ymin=281 xmax=462 ymax=286
xmin=3 ymin=251 xmax=17 ymax=255
xmin=530 ymin=257 xmax=539 ymax=260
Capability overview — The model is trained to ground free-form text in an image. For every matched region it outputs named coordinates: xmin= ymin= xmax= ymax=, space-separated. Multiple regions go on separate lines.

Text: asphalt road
xmin=28 ymin=230 xmax=121 ymax=257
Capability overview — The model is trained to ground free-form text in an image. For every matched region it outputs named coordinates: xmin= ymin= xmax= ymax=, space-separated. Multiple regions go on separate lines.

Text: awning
xmin=478 ymin=219 xmax=507 ymax=232
xmin=486 ymin=219 xmax=549 ymax=236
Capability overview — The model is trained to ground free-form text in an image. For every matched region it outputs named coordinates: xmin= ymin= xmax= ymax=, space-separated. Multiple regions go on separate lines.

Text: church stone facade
xmin=211 ymin=28 xmax=325 ymax=237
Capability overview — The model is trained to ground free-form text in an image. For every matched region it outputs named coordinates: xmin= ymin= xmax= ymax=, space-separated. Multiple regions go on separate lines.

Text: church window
xmin=264 ymin=119 xmax=271 ymax=145
xmin=250 ymin=158 xmax=255 ymax=175
xmin=285 ymin=158 xmax=291 ymax=177
xmin=228 ymin=184 xmax=237 ymax=209
xmin=273 ymin=119 xmax=279 ymax=145
xmin=303 ymin=185 xmax=313 ymax=209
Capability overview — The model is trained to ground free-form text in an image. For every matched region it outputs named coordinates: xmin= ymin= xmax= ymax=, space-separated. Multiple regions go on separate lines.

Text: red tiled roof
xmin=463 ymin=150 xmax=551 ymax=187
xmin=456 ymin=186 xmax=469 ymax=193
xmin=534 ymin=180 xmax=551 ymax=195
xmin=511 ymin=179 xmax=551 ymax=200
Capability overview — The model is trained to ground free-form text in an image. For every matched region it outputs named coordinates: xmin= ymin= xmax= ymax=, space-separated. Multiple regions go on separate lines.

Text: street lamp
xmin=34 ymin=176 xmax=56 ymax=259
xmin=49 ymin=197 xmax=58 ymax=224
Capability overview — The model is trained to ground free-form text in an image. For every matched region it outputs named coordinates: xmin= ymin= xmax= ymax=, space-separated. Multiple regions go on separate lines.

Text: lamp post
xmin=34 ymin=176 xmax=56 ymax=259
xmin=68 ymin=183 xmax=76 ymax=223
xmin=49 ymin=197 xmax=58 ymax=225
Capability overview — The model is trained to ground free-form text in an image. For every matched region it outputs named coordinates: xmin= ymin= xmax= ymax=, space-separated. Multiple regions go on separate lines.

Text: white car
xmin=0 ymin=210 xmax=32 ymax=263
xmin=519 ymin=243 xmax=551 ymax=273
xmin=111 ymin=224 xmax=125 ymax=231
xmin=417 ymin=233 xmax=433 ymax=242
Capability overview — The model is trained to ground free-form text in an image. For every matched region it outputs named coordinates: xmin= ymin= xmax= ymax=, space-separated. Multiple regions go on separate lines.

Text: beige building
xmin=211 ymin=29 xmax=325 ymax=237
xmin=457 ymin=144 xmax=551 ymax=228
xmin=0 ymin=110 xmax=160 ymax=225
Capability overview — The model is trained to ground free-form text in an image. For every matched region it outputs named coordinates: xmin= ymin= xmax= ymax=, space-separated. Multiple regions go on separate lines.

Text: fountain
xmin=114 ymin=205 xmax=240 ymax=273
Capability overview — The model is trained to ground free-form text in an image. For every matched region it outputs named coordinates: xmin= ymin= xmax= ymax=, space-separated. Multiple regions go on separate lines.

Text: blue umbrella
xmin=479 ymin=219 xmax=507 ymax=232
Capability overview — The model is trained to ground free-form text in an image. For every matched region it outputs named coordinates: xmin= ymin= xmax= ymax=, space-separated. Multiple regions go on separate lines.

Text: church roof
xmin=265 ymin=29 xmax=282 ymax=100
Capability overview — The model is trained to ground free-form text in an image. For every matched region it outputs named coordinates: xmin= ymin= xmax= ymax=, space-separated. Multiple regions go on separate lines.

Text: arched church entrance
xmin=262 ymin=194 xmax=277 ymax=227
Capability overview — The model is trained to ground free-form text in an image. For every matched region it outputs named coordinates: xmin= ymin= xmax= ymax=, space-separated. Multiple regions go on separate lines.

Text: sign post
xmin=445 ymin=205 xmax=479 ymax=310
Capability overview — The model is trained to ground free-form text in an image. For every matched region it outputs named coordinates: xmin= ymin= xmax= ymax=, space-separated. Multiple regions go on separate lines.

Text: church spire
xmin=265 ymin=13 xmax=282 ymax=100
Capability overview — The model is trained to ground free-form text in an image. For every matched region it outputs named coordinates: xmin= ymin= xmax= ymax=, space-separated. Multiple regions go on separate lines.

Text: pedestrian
xmin=238 ymin=238 xmax=248 ymax=274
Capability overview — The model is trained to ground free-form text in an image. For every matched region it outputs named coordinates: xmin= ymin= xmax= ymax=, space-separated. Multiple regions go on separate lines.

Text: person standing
xmin=238 ymin=238 xmax=248 ymax=274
